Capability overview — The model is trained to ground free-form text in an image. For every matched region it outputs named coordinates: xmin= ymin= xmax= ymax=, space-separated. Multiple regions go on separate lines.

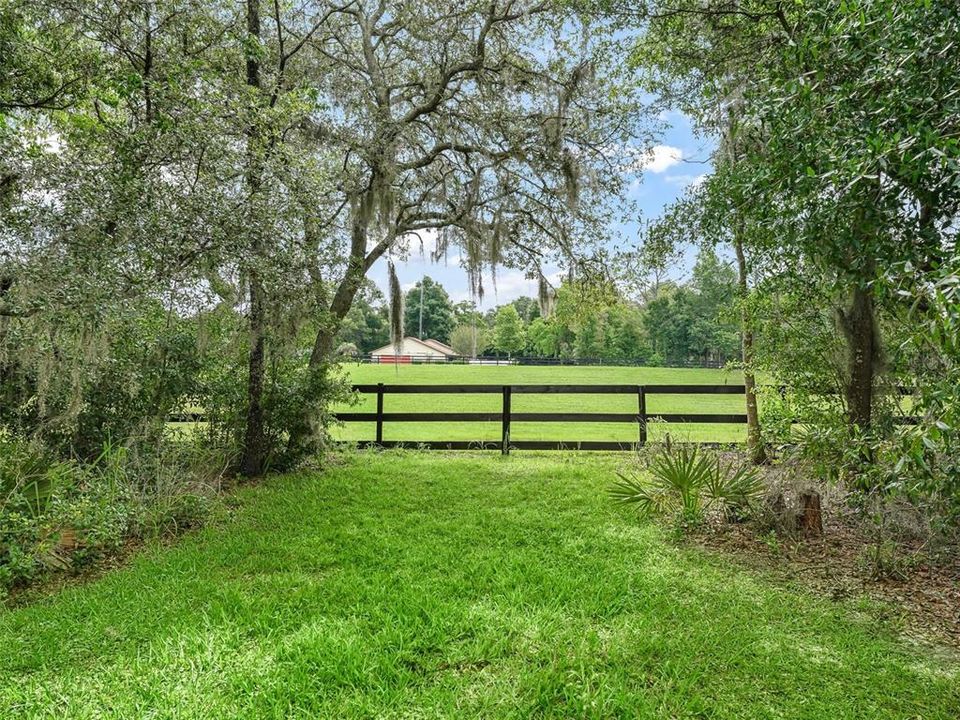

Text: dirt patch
xmin=690 ymin=517 xmax=960 ymax=649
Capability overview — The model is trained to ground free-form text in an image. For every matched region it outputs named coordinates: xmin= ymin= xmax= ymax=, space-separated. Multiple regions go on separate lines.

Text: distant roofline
xmin=369 ymin=336 xmax=458 ymax=356
xmin=420 ymin=338 xmax=456 ymax=354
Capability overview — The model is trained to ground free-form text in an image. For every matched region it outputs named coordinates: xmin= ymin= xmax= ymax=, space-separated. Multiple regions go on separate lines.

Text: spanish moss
xmin=388 ymin=260 xmax=404 ymax=353
xmin=537 ymin=272 xmax=556 ymax=318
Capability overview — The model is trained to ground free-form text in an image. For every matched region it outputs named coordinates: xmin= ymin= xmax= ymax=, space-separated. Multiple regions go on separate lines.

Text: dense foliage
xmin=605 ymin=0 xmax=960 ymax=519
xmin=403 ymin=277 xmax=455 ymax=344
xmin=0 ymin=0 xmax=648 ymax=593
xmin=337 ymin=247 xmax=740 ymax=364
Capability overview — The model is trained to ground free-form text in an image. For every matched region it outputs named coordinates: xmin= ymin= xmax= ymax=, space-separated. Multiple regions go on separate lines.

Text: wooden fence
xmin=168 ymin=383 xmax=917 ymax=453
xmin=336 ymin=383 xmax=750 ymax=453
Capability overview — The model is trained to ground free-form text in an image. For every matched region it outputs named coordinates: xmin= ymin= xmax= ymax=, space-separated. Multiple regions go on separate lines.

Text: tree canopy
xmin=1 ymin=0 xmax=649 ymax=474
xmin=492 ymin=305 xmax=526 ymax=358
xmin=404 ymin=277 xmax=455 ymax=344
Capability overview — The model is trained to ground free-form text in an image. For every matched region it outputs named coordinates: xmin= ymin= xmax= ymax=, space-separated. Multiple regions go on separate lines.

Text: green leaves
xmin=404 ymin=277 xmax=455 ymax=344
xmin=492 ymin=305 xmax=526 ymax=357
xmin=610 ymin=445 xmax=763 ymax=526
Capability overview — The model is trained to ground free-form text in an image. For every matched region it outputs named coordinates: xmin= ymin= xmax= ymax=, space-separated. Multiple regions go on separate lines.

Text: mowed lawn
xmin=333 ymin=363 xmax=749 ymax=444
xmin=2 ymin=453 xmax=956 ymax=719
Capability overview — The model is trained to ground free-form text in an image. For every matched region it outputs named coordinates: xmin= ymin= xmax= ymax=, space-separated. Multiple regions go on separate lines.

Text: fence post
xmin=375 ymin=382 xmax=384 ymax=446
xmin=637 ymin=385 xmax=647 ymax=446
xmin=501 ymin=385 xmax=512 ymax=455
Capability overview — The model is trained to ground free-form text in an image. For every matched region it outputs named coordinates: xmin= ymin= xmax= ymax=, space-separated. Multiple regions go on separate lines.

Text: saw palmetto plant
xmin=610 ymin=444 xmax=763 ymax=526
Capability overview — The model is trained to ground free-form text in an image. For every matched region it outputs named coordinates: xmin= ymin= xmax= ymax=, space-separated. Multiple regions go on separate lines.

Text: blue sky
xmin=368 ymin=111 xmax=714 ymax=308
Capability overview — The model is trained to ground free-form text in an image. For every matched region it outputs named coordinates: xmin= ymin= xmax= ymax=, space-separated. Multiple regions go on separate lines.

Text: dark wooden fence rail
xmin=337 ymin=383 xmax=753 ymax=453
xmin=169 ymin=384 xmax=917 ymax=452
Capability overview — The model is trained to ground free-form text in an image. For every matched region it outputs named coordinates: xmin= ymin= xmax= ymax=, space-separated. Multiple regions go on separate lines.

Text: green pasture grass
xmin=2 ymin=452 xmax=956 ymax=718
xmin=334 ymin=363 xmax=749 ymax=444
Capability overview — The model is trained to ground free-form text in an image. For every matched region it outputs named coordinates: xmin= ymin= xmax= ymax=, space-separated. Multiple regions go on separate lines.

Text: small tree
xmin=509 ymin=296 xmax=541 ymax=324
xmin=493 ymin=305 xmax=526 ymax=358
xmin=574 ymin=315 xmax=604 ymax=360
xmin=450 ymin=323 xmax=485 ymax=358
xmin=527 ymin=317 xmax=558 ymax=357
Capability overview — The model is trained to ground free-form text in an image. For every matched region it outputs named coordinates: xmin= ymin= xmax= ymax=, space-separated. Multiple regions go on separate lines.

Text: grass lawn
xmin=2 ymin=452 xmax=957 ymax=718
xmin=334 ymin=363 xmax=750 ymax=444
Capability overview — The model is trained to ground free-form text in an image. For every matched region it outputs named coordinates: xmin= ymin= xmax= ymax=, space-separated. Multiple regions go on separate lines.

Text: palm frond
xmin=611 ymin=445 xmax=765 ymax=526
xmin=609 ymin=472 xmax=673 ymax=519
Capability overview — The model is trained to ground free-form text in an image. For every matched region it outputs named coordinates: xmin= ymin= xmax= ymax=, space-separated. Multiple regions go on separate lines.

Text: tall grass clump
xmin=0 ymin=436 xmax=233 ymax=600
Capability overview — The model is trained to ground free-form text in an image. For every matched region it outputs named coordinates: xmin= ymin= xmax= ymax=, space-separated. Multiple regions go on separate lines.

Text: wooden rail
xmin=337 ymin=383 xmax=753 ymax=454
xmin=168 ymin=384 xmax=918 ymax=453
xmin=335 ymin=383 xmax=920 ymax=453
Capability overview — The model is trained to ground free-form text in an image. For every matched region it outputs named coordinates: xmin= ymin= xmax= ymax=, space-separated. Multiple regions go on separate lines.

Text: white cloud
xmin=41 ymin=132 xmax=63 ymax=153
xmin=663 ymin=173 xmax=707 ymax=188
xmin=605 ymin=143 xmax=686 ymax=175
xmin=657 ymin=109 xmax=694 ymax=127
xmin=639 ymin=145 xmax=684 ymax=173
xmin=447 ymin=268 xmax=564 ymax=308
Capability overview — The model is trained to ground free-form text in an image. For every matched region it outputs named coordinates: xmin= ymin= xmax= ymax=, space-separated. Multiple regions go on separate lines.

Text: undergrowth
xmin=0 ymin=436 xmax=234 ymax=600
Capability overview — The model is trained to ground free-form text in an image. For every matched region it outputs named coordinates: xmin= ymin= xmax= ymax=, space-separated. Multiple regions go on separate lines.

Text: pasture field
xmin=2 ymin=452 xmax=956 ymax=718
xmin=333 ymin=363 xmax=750 ymax=444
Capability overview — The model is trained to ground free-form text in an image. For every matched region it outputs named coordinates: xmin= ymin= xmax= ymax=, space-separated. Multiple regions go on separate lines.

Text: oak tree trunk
xmin=308 ymin=212 xmax=372 ymax=367
xmin=239 ymin=0 xmax=267 ymax=476
xmin=842 ymin=282 xmax=877 ymax=433
xmin=733 ymin=234 xmax=767 ymax=465
xmin=286 ymin=207 xmax=392 ymax=453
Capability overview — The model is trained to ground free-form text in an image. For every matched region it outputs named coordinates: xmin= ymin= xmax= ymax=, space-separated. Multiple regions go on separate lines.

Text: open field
xmin=333 ymin=363 xmax=750 ymax=444
xmin=2 ymin=452 xmax=956 ymax=718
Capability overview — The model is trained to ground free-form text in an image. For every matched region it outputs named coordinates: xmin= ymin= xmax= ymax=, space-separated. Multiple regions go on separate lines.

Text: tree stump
xmin=799 ymin=491 xmax=823 ymax=536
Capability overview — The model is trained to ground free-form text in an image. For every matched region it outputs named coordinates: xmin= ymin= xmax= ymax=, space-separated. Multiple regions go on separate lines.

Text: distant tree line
xmin=336 ymin=246 xmax=740 ymax=365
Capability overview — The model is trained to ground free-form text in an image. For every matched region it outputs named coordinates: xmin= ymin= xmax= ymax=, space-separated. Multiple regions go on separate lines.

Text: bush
xmin=610 ymin=442 xmax=763 ymax=530
xmin=0 ymin=436 xmax=230 ymax=599
xmin=0 ymin=299 xmax=204 ymax=461
xmin=885 ymin=264 xmax=960 ymax=524
xmin=200 ymin=353 xmax=349 ymax=474
xmin=0 ymin=440 xmax=76 ymax=515
xmin=140 ymin=492 xmax=211 ymax=538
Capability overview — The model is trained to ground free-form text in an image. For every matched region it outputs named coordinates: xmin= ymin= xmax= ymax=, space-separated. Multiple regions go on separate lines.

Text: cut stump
xmin=799 ymin=491 xmax=823 ymax=536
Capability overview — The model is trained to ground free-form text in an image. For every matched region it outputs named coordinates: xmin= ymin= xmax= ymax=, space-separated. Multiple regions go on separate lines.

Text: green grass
xmin=2 ymin=452 xmax=957 ymax=718
xmin=334 ymin=363 xmax=750 ymax=444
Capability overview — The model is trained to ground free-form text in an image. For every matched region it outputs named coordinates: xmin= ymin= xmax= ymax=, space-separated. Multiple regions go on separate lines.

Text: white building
xmin=369 ymin=337 xmax=458 ymax=363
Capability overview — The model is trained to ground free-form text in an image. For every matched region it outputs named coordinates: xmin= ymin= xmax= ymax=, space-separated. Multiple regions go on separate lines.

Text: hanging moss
xmin=491 ymin=212 xmax=504 ymax=262
xmin=388 ymin=260 xmax=403 ymax=353
xmin=561 ymin=148 xmax=580 ymax=211
xmin=537 ymin=272 xmax=556 ymax=318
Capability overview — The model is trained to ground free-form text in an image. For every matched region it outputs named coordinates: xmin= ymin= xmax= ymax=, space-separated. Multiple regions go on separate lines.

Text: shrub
xmin=856 ymin=538 xmax=918 ymax=582
xmin=199 ymin=343 xmax=350 ymax=474
xmin=0 ymin=436 xmax=230 ymax=599
xmin=0 ymin=440 xmax=76 ymax=516
xmin=140 ymin=492 xmax=211 ymax=539
xmin=611 ymin=443 xmax=763 ymax=529
xmin=0 ymin=299 xmax=204 ymax=462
